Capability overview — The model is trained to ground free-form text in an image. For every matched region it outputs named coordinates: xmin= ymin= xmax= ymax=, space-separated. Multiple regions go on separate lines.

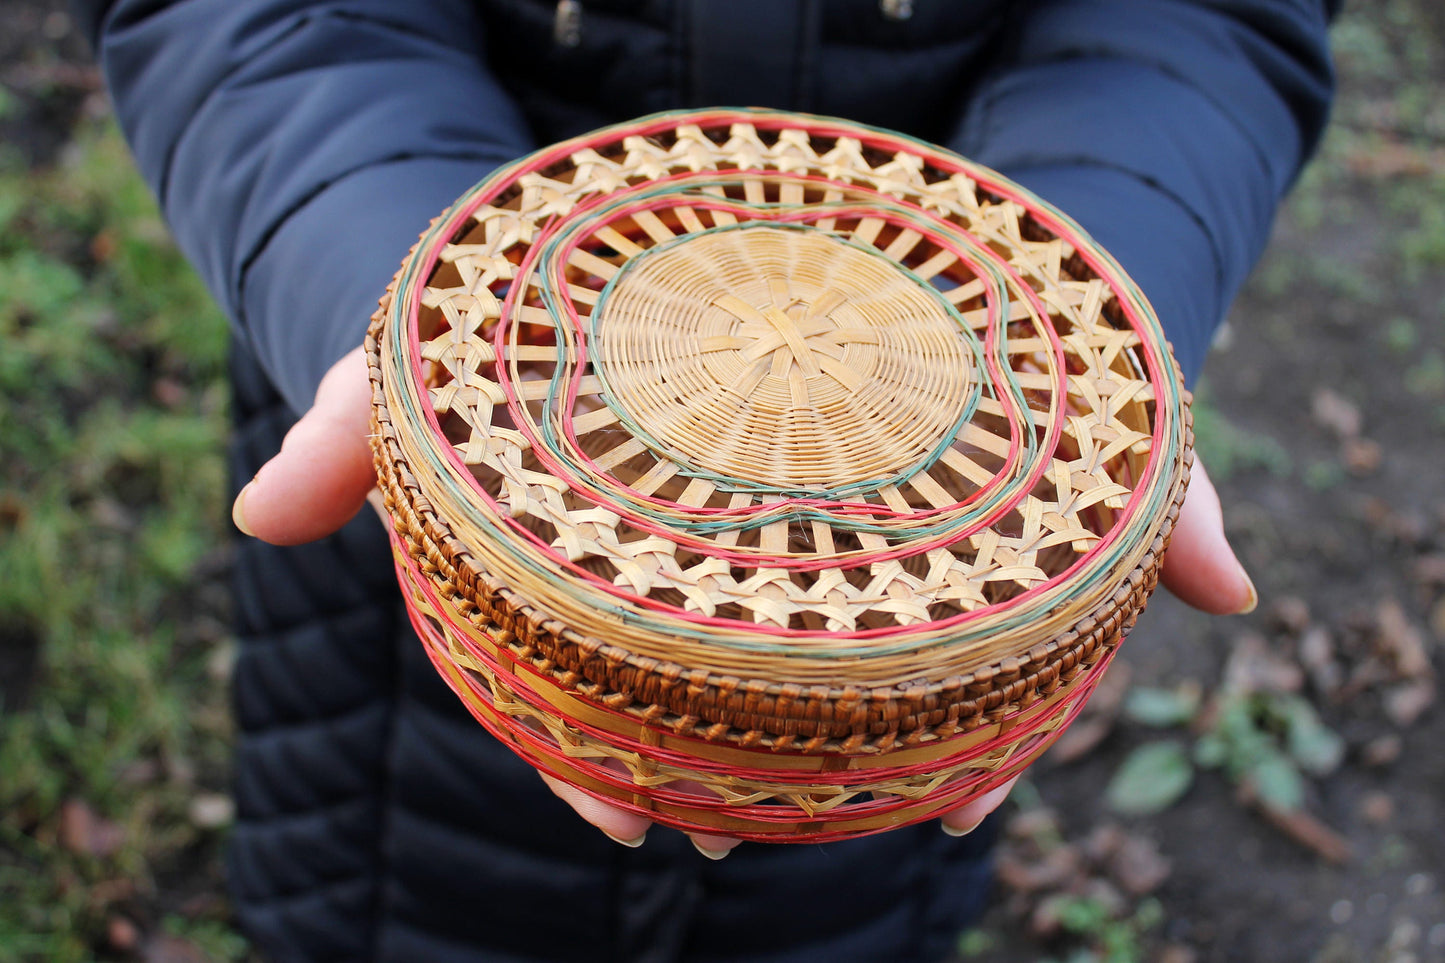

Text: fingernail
xmin=1235 ymin=569 xmax=1258 ymax=615
xmin=691 ymin=839 xmax=732 ymax=860
xmin=232 ymin=481 xmax=256 ymax=537
xmin=601 ymin=828 xmax=647 ymax=849
xmin=941 ymin=816 xmax=985 ymax=838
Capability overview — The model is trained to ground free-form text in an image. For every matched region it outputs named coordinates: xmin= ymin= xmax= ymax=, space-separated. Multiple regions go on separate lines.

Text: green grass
xmin=0 ymin=118 xmax=243 ymax=961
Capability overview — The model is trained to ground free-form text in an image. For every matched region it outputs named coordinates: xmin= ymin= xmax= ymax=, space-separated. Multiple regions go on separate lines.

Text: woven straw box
xmin=367 ymin=109 xmax=1192 ymax=841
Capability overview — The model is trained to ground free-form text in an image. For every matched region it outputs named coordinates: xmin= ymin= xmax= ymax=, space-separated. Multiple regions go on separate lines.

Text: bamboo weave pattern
xmin=368 ymin=109 xmax=1192 ymax=839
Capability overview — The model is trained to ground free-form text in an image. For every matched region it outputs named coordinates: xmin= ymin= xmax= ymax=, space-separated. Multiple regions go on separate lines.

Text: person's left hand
xmin=936 ymin=457 xmax=1257 ymax=836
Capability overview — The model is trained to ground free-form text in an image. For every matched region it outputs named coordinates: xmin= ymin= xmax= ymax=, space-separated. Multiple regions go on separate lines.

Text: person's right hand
xmin=232 ymin=346 xmax=743 ymax=857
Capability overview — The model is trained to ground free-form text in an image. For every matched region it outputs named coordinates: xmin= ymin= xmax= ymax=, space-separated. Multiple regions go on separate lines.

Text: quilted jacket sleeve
xmin=75 ymin=0 xmax=535 ymax=412
xmin=951 ymin=0 xmax=1337 ymax=384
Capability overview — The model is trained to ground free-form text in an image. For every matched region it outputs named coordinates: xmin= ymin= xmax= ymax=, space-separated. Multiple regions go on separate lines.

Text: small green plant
xmin=1193 ymin=692 xmax=1344 ymax=811
xmin=955 ymin=927 xmax=997 ymax=958
xmin=1383 ymin=316 xmax=1419 ymax=354
xmin=1043 ymin=896 xmax=1164 ymax=963
xmin=1404 ymin=350 xmax=1445 ymax=399
xmin=1106 ymin=685 xmax=1344 ymax=820
xmin=1302 ymin=459 xmax=1346 ymax=492
xmin=1105 ymin=741 xmax=1194 ymax=817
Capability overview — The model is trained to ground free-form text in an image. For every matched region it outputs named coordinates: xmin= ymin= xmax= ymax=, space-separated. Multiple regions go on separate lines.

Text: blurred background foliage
xmin=0 ymin=67 xmax=241 ymax=961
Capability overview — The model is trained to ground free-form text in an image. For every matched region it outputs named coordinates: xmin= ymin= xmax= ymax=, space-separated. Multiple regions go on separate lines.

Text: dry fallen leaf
xmin=177 ymin=892 xmax=230 ymax=921
xmin=1340 ymin=658 xmax=1392 ymax=700
xmin=1413 ymin=554 xmax=1445 ymax=592
xmin=1081 ymin=823 xmax=1128 ymax=865
xmin=1360 ymin=499 xmax=1431 ymax=546
xmin=1223 ymin=633 xmax=1304 ymax=695
xmin=1157 ymin=944 xmax=1200 ymax=963
xmin=1341 ymin=437 xmax=1383 ymax=476
xmin=58 ymin=799 xmax=125 ymax=860
xmin=88 ymin=496 xmax=137 ymax=532
xmin=106 ymin=915 xmax=141 ymax=953
xmin=1079 ymin=877 xmax=1128 ymax=917
xmin=151 ymin=376 xmax=189 ymax=409
xmin=1028 ymin=894 xmax=1068 ymax=939
xmin=1344 ymin=139 xmax=1445 ymax=178
xmin=996 ymin=845 xmax=1083 ymax=894
xmin=1361 ymin=733 xmax=1403 ymax=768
xmin=89 ymin=877 xmax=138 ymax=904
xmin=1384 ymin=679 xmax=1436 ymax=728
xmin=1375 ymin=599 xmax=1433 ymax=679
xmin=116 ymin=759 xmax=163 ymax=786
xmin=1270 ymin=596 xmax=1311 ymax=635
xmin=1312 ymin=388 xmax=1362 ymax=439
xmin=1359 ymin=791 xmax=1395 ymax=826
xmin=1298 ymin=626 xmax=1343 ymax=696
xmin=1237 ymin=784 xmax=1353 ymax=864
xmin=0 ymin=492 xmax=26 ymax=527
xmin=1109 ymin=833 xmax=1172 ymax=896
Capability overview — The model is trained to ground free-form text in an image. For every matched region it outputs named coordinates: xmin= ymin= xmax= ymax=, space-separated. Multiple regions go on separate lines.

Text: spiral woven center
xmin=591 ymin=225 xmax=973 ymax=489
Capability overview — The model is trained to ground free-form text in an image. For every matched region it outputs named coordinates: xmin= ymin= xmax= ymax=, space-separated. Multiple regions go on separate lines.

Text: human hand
xmin=230 ymin=346 xmax=378 ymax=545
xmin=935 ymin=458 xmax=1257 ymax=835
xmin=230 ymin=346 xmax=742 ymax=856
xmin=233 ymin=348 xmax=1255 ymax=851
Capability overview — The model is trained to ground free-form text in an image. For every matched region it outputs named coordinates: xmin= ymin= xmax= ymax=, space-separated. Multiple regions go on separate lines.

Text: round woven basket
xmin=367 ymin=109 xmax=1192 ymax=842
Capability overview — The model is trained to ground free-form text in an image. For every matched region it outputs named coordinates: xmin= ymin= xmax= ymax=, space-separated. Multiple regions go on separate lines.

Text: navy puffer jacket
xmin=78 ymin=2 xmax=1336 ymax=960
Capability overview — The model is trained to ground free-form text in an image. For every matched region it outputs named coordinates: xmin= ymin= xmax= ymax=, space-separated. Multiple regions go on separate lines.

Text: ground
xmin=0 ymin=2 xmax=1442 ymax=962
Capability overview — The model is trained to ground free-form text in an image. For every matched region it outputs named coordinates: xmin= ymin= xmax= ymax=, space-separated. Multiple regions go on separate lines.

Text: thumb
xmin=1159 ymin=459 xmax=1257 ymax=615
xmin=232 ymin=346 xmax=378 ymax=546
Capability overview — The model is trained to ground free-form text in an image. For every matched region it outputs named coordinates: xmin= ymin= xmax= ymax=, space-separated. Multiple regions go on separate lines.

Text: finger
xmin=686 ymin=830 xmax=742 ymax=860
xmin=939 ymin=774 xmax=1019 ymax=837
xmin=232 ymin=347 xmax=378 ymax=546
xmin=629 ymin=777 xmax=741 ymax=859
xmin=538 ymin=771 xmax=654 ymax=848
xmin=1159 ymin=460 xmax=1257 ymax=615
xmin=674 ymin=778 xmax=742 ymax=858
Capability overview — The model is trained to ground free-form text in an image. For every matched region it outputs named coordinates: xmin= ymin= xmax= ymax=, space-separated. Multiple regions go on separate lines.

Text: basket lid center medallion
xmin=591 ymin=224 xmax=975 ymax=490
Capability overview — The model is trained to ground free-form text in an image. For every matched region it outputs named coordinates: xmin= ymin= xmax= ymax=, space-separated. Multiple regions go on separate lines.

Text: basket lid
xmin=370 ymin=108 xmax=1190 ymax=740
